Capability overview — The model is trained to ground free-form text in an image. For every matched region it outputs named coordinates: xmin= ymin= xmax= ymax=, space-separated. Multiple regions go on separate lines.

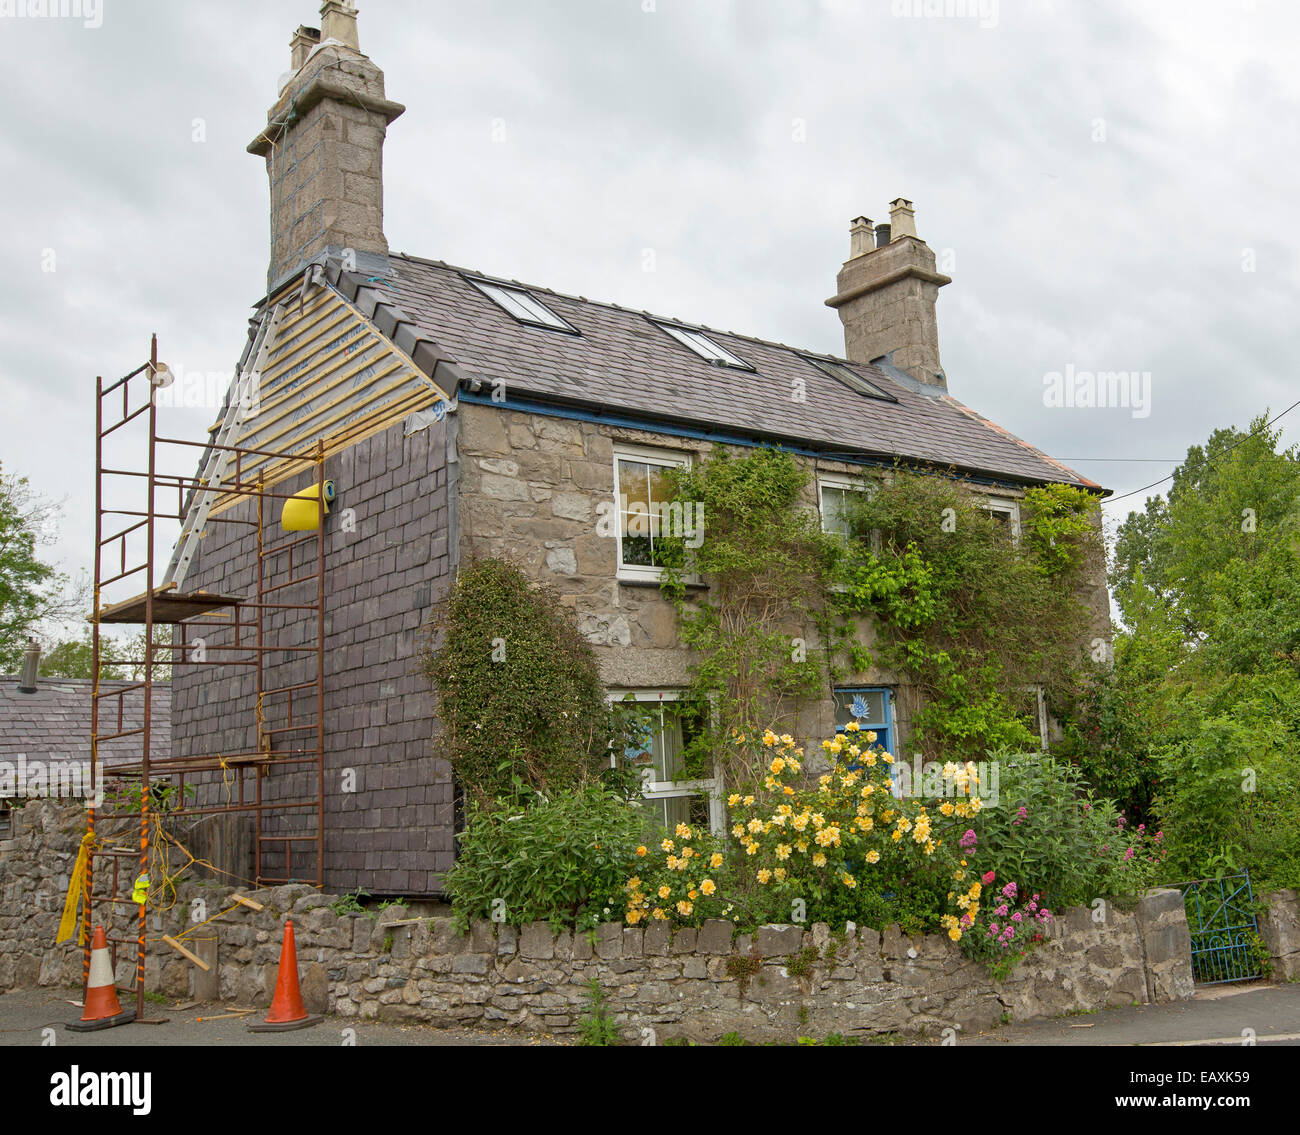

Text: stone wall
xmin=3 ymin=802 xmax=1194 ymax=1043
xmin=1260 ymin=889 xmax=1300 ymax=981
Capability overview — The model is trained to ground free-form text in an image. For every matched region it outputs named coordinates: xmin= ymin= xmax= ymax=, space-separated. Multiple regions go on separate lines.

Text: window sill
xmin=617 ymin=577 xmax=708 ymax=592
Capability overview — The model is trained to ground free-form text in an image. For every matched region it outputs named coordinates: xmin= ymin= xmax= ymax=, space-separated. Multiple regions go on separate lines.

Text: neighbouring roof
xmin=319 ymin=254 xmax=1103 ymax=492
xmin=0 ymin=677 xmax=171 ymax=765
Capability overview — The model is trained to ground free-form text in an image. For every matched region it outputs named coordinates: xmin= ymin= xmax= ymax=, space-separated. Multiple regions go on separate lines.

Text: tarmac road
xmin=2 ymin=981 xmax=1297 ymax=1046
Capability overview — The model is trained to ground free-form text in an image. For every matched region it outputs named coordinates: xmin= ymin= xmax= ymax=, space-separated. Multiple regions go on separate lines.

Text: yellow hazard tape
xmin=56 ymin=831 xmax=95 ymax=945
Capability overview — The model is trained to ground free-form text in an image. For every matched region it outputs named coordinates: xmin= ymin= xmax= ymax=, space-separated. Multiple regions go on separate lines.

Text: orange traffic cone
xmin=66 ymin=925 xmax=135 ymax=1032
xmin=248 ymin=919 xmax=322 ymax=1032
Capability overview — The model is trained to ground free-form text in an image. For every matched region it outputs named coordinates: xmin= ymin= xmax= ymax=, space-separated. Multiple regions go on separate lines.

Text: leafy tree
xmin=1113 ymin=415 xmax=1300 ymax=640
xmin=1077 ymin=415 xmax=1300 ymax=889
xmin=40 ymin=631 xmax=125 ymax=680
xmin=0 ymin=463 xmax=82 ymax=672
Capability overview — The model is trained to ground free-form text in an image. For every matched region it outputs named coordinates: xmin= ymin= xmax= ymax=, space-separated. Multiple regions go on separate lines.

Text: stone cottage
xmin=168 ymin=2 xmax=1110 ymax=896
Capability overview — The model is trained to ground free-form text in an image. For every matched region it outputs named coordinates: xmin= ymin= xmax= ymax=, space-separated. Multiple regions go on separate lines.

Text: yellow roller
xmin=281 ymin=480 xmax=336 ymax=531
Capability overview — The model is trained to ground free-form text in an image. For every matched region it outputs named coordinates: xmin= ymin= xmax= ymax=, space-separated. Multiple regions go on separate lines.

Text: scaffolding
xmin=88 ymin=334 xmax=327 ymax=1022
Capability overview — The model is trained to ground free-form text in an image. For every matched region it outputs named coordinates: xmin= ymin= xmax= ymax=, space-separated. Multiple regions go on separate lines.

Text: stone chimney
xmin=825 ymin=198 xmax=952 ymax=390
xmin=248 ymin=2 xmax=405 ymax=293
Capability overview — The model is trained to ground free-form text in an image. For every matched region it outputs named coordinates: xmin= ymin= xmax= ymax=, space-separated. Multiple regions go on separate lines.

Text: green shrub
xmin=970 ymin=752 xmax=1117 ymax=908
xmin=445 ymin=784 xmax=646 ymax=932
xmin=423 ymin=558 xmax=616 ymax=807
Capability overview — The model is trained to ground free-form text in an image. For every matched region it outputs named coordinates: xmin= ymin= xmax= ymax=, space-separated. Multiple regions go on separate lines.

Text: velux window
xmin=653 ymin=321 xmax=754 ymax=370
xmin=466 ymin=277 xmax=578 ymax=333
xmin=802 ymin=356 xmax=896 ymax=402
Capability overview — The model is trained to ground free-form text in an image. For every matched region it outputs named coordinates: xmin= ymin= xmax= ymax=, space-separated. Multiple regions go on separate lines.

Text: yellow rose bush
xmin=625 ymin=727 xmax=985 ymax=936
xmin=624 ymin=820 xmax=734 ymax=926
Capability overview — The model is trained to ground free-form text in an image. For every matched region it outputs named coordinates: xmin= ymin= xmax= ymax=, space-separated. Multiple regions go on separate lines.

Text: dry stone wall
xmin=4 ymin=802 xmax=1197 ymax=1043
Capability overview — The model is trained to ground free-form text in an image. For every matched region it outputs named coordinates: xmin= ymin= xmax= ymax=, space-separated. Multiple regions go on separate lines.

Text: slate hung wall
xmin=171 ymin=410 xmax=454 ymax=895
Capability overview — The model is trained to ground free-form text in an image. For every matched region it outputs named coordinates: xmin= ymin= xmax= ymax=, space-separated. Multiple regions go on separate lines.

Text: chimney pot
xmin=848 ymin=216 xmax=874 ymax=259
xmin=319 ymin=0 xmax=360 ymax=50
xmin=889 ymin=197 xmax=917 ymax=239
xmin=18 ymin=637 xmax=40 ymax=694
xmin=290 ymin=25 xmax=322 ymax=72
xmin=874 ymin=223 xmax=891 ymax=248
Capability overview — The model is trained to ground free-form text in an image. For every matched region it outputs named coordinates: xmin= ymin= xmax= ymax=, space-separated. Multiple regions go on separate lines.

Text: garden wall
xmin=3 ymin=801 xmax=1197 ymax=1042
xmin=1259 ymin=889 xmax=1300 ymax=981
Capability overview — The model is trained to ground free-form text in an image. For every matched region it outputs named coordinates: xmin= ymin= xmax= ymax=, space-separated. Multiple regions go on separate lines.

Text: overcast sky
xmin=1 ymin=0 xmax=1296 ymax=632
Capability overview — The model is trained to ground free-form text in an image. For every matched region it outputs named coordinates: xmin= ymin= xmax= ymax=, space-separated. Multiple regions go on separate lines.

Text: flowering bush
xmin=972 ymin=752 xmax=1125 ymax=908
xmin=626 ymin=727 xmax=986 ymax=939
xmin=446 ymin=785 xmax=646 ymax=933
xmin=622 ymin=822 xmax=733 ymax=927
xmin=958 ymin=872 xmax=1055 ymax=980
xmin=1095 ymin=812 xmax=1169 ymax=894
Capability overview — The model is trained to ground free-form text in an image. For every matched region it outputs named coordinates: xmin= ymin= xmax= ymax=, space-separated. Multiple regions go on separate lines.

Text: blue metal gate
xmin=1165 ymin=873 xmax=1266 ymax=985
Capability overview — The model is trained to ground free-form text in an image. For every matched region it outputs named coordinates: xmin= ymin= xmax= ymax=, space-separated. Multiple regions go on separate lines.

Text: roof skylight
xmin=466 ymin=277 xmax=578 ymax=333
xmin=802 ymin=356 xmax=896 ymax=402
xmin=653 ymin=322 xmax=754 ymax=370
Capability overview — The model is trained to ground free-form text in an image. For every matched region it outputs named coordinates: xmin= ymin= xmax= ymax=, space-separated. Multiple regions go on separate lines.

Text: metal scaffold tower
xmin=87 ymin=333 xmax=326 ymax=1022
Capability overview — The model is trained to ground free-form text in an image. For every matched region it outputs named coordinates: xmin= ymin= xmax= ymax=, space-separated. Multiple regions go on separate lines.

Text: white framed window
xmin=980 ymin=495 xmax=1021 ymax=544
xmin=818 ymin=474 xmax=881 ymax=553
xmin=608 ymin=689 xmax=724 ymax=834
xmin=612 ymin=443 xmax=694 ymax=581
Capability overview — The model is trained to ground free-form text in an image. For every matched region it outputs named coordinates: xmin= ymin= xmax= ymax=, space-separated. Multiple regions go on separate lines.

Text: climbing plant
xmin=655 ymin=446 xmax=840 ymax=784
xmin=422 ymin=558 xmax=618 ymax=807
xmin=835 ymin=468 xmax=1099 ymax=761
xmin=653 ymin=448 xmax=1100 ymax=778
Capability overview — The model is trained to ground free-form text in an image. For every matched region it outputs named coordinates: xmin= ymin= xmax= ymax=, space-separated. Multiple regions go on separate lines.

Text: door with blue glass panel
xmin=833 ymin=688 xmax=900 ymax=792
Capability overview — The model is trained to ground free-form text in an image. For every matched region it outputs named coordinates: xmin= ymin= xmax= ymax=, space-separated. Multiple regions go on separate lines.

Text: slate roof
xmin=323 ymin=254 xmax=1103 ymax=492
xmin=0 ymin=676 xmax=171 ymax=765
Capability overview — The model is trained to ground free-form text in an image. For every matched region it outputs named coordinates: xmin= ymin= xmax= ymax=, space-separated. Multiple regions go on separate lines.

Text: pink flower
xmin=995 ymin=904 xmax=1009 ymax=917
xmin=982 ymin=871 xmax=996 ymax=885
xmin=959 ymin=913 xmax=973 ymax=929
xmin=1011 ymin=912 xmax=1024 ymax=923
xmin=1137 ymin=823 xmax=1145 ymax=833
xmin=1124 ymin=847 xmax=1135 ymax=861
xmin=959 ymin=829 xmax=978 ymax=849
xmin=1028 ymin=902 xmax=1038 ymax=913
xmin=989 ymin=922 xmax=999 ymax=934
xmin=1002 ymin=882 xmax=1018 ymax=899
xmin=1117 ymin=815 xmax=1127 ymax=828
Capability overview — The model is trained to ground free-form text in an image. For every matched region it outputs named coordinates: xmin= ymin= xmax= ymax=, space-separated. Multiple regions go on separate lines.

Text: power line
xmin=1101 ymin=398 xmax=1300 ymax=507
